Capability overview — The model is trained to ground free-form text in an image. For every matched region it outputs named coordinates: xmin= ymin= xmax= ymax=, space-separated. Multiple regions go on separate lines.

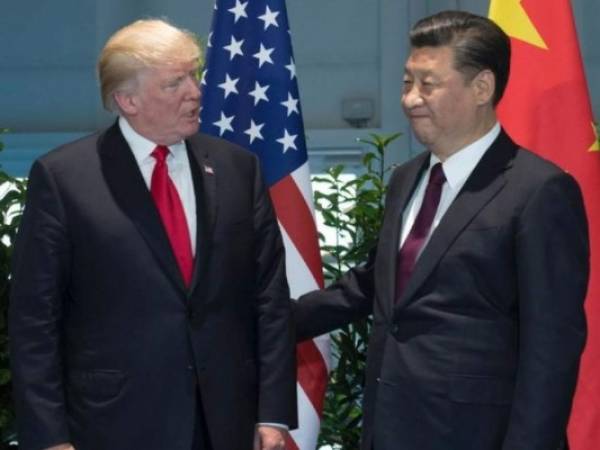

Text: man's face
xmin=129 ymin=60 xmax=201 ymax=145
xmin=402 ymin=46 xmax=483 ymax=158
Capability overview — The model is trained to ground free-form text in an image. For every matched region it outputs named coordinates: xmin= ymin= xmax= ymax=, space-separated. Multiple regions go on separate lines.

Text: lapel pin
xmin=204 ymin=164 xmax=214 ymax=175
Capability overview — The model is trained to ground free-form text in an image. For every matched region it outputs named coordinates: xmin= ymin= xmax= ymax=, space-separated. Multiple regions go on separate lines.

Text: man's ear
xmin=113 ymin=90 xmax=139 ymax=115
xmin=472 ymin=69 xmax=495 ymax=106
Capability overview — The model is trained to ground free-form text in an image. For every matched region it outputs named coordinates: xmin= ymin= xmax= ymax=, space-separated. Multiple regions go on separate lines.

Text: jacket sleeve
xmin=9 ymin=160 xmax=72 ymax=450
xmin=293 ymin=247 xmax=375 ymax=342
xmin=292 ymin=164 xmax=409 ymax=341
xmin=503 ymin=172 xmax=589 ymax=450
xmin=250 ymin=157 xmax=298 ymax=429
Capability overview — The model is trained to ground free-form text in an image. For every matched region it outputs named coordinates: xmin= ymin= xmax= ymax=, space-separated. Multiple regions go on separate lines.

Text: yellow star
xmin=489 ymin=0 xmax=548 ymax=50
xmin=590 ymin=122 xmax=600 ymax=152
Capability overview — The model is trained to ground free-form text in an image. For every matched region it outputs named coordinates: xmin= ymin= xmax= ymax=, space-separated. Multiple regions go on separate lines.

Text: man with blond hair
xmin=9 ymin=19 xmax=296 ymax=450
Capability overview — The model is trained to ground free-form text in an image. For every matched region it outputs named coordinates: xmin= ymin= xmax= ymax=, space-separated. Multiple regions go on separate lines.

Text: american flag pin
xmin=204 ymin=165 xmax=214 ymax=175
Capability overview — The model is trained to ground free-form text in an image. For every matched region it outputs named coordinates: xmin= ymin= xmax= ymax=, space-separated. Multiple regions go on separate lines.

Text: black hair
xmin=410 ymin=10 xmax=511 ymax=106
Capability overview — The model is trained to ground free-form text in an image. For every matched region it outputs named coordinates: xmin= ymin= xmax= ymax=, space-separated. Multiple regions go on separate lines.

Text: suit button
xmin=390 ymin=324 xmax=399 ymax=335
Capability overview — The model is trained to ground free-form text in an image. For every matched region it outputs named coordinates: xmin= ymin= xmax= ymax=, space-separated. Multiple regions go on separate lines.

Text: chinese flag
xmin=489 ymin=1 xmax=600 ymax=449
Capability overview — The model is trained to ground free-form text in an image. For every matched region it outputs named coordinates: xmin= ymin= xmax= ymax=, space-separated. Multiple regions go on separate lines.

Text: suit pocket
xmin=68 ymin=369 xmax=126 ymax=402
xmin=446 ymin=375 xmax=513 ymax=449
xmin=452 ymin=226 xmax=502 ymax=250
xmin=373 ymin=376 xmax=453 ymax=446
xmin=447 ymin=374 xmax=513 ymax=405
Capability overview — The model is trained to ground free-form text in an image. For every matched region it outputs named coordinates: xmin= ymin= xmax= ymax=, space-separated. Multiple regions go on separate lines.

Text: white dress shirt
xmin=119 ymin=117 xmax=197 ymax=255
xmin=400 ymin=122 xmax=501 ymax=256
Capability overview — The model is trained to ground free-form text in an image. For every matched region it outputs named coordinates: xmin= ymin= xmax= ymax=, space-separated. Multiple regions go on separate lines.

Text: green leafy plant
xmin=312 ymin=133 xmax=401 ymax=449
xmin=0 ymin=129 xmax=27 ymax=444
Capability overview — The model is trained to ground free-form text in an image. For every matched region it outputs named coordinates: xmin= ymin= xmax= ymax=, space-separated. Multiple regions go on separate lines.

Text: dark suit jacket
xmin=9 ymin=123 xmax=297 ymax=450
xmin=295 ymin=130 xmax=589 ymax=450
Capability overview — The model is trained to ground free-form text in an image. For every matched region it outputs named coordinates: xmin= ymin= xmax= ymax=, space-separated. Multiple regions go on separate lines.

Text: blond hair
xmin=98 ymin=19 xmax=202 ymax=112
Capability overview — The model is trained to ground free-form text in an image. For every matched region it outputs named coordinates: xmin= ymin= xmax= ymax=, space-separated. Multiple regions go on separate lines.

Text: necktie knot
xmin=429 ymin=163 xmax=446 ymax=186
xmin=151 ymin=145 xmax=170 ymax=163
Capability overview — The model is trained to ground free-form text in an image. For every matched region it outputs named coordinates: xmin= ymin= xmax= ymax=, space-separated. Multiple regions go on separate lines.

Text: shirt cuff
xmin=257 ymin=422 xmax=289 ymax=431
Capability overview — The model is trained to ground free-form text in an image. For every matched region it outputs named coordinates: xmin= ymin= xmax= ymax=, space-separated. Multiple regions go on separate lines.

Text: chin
xmin=182 ymin=123 xmax=200 ymax=137
xmin=412 ymin=131 xmax=434 ymax=146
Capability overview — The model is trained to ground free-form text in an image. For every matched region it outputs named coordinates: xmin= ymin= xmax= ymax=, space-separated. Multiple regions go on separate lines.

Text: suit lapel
xmin=185 ymin=134 xmax=218 ymax=294
xmin=377 ymin=153 xmax=429 ymax=319
xmin=98 ymin=123 xmax=187 ymax=295
xmin=393 ymin=130 xmax=517 ymax=314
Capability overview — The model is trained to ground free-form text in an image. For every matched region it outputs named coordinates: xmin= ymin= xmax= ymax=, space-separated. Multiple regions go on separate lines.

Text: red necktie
xmin=150 ymin=145 xmax=194 ymax=287
xmin=396 ymin=163 xmax=446 ymax=301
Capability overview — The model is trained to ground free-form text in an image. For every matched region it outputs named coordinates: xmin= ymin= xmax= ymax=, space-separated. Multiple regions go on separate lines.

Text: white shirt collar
xmin=118 ymin=116 xmax=187 ymax=165
xmin=430 ymin=122 xmax=501 ymax=190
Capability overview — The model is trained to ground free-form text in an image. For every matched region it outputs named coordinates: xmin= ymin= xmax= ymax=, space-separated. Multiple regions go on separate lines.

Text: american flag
xmin=200 ymin=1 xmax=330 ymax=448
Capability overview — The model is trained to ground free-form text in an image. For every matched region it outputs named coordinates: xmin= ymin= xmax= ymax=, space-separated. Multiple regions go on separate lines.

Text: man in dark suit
xmin=295 ymin=11 xmax=589 ymax=450
xmin=9 ymin=19 xmax=296 ymax=450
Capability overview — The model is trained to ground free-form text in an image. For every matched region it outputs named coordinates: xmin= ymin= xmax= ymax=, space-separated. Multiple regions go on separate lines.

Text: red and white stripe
xmin=269 ymin=162 xmax=330 ymax=450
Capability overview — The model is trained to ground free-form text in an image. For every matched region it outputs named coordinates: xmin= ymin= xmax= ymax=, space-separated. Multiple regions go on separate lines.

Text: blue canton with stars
xmin=200 ymin=0 xmax=308 ymax=187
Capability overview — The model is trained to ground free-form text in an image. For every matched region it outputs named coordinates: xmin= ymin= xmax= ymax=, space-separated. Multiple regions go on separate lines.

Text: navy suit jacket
xmin=296 ymin=130 xmax=589 ymax=450
xmin=9 ymin=123 xmax=297 ymax=450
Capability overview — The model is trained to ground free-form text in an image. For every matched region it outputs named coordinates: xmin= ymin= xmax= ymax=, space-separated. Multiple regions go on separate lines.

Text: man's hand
xmin=44 ymin=445 xmax=75 ymax=450
xmin=253 ymin=425 xmax=289 ymax=450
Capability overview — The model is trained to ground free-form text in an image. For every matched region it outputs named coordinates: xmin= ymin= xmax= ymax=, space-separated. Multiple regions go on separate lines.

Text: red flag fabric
xmin=489 ymin=1 xmax=600 ymax=448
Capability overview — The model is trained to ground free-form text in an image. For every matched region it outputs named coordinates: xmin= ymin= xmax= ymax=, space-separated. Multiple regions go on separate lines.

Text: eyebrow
xmin=404 ymin=67 xmax=434 ymax=77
